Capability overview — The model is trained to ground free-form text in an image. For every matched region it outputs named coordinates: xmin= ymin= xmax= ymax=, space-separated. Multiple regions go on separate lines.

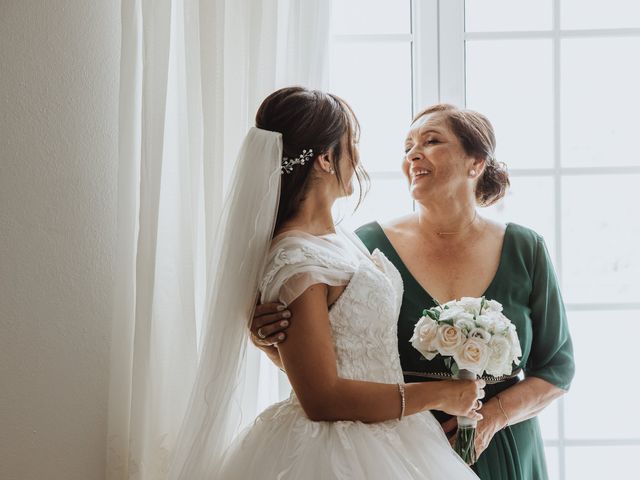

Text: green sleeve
xmin=525 ymin=236 xmax=576 ymax=391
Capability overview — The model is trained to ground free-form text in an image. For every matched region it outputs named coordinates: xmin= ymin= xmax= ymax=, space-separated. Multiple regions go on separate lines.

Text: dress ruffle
xmin=218 ymin=395 xmax=478 ymax=479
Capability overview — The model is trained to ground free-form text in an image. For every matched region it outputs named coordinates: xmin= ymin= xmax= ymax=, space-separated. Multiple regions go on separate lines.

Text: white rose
xmin=490 ymin=316 xmax=510 ymax=335
xmin=475 ymin=314 xmax=494 ymax=330
xmin=485 ymin=335 xmax=514 ymax=377
xmin=507 ymin=324 xmax=522 ymax=362
xmin=439 ymin=306 xmax=466 ymax=322
xmin=410 ymin=316 xmax=439 ymax=360
xmin=453 ymin=338 xmax=490 ymax=377
xmin=477 ymin=312 xmax=508 ymax=334
xmin=434 ymin=324 xmax=465 ymax=356
xmin=469 ymin=327 xmax=491 ymax=343
xmin=454 ymin=314 xmax=476 ymax=333
xmin=458 ymin=297 xmax=483 ymax=314
xmin=484 ymin=299 xmax=504 ymax=313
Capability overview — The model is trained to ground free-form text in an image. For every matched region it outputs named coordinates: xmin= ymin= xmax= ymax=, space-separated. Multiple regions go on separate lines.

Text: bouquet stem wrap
xmin=454 ymin=368 xmax=478 ymax=465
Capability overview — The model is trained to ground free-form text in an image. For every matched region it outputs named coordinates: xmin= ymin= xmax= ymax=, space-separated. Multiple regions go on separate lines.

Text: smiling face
xmin=402 ymin=112 xmax=480 ymax=204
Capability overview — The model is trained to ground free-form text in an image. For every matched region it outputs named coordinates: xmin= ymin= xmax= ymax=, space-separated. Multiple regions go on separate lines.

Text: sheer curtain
xmin=106 ymin=1 xmax=331 ymax=478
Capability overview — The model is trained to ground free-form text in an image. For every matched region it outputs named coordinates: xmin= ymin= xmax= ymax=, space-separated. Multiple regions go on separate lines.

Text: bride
xmin=168 ymin=86 xmax=484 ymax=479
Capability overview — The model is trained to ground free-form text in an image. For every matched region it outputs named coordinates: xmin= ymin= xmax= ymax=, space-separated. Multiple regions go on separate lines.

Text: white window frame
xmin=331 ymin=1 xmax=640 ymax=478
xmin=329 ymin=13 xmax=413 ymax=221
xmin=421 ymin=1 xmax=640 ymax=478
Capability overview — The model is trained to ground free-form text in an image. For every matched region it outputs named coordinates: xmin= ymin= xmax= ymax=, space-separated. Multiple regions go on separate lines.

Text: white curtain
xmin=106 ymin=0 xmax=331 ymax=478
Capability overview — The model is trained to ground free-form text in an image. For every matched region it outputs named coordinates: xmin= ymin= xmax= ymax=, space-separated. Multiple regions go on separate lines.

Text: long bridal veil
xmin=168 ymin=127 xmax=283 ymax=479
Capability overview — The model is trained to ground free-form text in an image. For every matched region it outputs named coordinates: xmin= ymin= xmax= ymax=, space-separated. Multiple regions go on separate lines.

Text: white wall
xmin=0 ymin=2 xmax=120 ymax=479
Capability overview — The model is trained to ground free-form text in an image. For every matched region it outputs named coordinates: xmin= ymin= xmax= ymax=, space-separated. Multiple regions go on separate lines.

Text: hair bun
xmin=477 ymin=158 xmax=509 ymax=207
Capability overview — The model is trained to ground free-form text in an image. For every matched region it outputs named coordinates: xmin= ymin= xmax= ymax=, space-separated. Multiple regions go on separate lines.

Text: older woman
xmin=251 ymin=104 xmax=575 ymax=480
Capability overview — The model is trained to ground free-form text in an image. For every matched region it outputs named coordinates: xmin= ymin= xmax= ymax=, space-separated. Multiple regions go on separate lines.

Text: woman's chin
xmin=409 ymin=184 xmax=430 ymax=201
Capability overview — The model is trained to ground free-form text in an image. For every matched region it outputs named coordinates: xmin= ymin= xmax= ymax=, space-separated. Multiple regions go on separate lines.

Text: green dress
xmin=355 ymin=221 xmax=575 ymax=480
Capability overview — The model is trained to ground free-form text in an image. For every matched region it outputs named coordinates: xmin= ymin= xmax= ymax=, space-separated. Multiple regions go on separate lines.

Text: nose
xmin=405 ymin=147 xmax=422 ymax=163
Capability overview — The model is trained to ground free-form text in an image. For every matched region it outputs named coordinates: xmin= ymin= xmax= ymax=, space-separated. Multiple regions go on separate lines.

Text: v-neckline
xmin=372 ymin=221 xmax=512 ymax=305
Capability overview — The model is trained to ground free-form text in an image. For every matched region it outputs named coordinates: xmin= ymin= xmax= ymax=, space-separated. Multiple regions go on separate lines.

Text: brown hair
xmin=412 ymin=104 xmax=510 ymax=207
xmin=255 ymin=86 xmax=369 ymax=231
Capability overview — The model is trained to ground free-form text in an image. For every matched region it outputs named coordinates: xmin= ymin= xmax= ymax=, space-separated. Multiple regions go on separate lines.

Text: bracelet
xmin=496 ymin=395 xmax=510 ymax=427
xmin=397 ymin=383 xmax=406 ymax=421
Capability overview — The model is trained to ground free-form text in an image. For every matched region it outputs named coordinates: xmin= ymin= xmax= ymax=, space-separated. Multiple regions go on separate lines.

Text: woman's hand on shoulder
xmin=250 ymin=302 xmax=292 ymax=368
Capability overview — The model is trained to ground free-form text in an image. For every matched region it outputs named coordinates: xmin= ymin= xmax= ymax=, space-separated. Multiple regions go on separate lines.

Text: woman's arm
xmin=483 ymin=376 xmax=565 ymax=429
xmin=477 ymin=236 xmax=574 ymax=430
xmin=470 ymin=235 xmax=575 ymax=457
xmin=277 ymin=282 xmax=486 ymax=423
xmin=447 ymin=377 xmax=565 ymax=456
xmin=474 ymin=379 xmax=564 ymax=458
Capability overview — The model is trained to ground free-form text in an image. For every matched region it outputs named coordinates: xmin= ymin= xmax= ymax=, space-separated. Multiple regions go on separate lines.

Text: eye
xmin=425 ymin=139 xmax=439 ymax=145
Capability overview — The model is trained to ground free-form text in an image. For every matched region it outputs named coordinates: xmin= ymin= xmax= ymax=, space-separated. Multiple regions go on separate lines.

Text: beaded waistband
xmin=403 ymin=368 xmax=522 ymax=385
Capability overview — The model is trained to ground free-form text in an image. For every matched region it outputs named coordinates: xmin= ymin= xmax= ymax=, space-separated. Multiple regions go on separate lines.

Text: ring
xmin=257 ymin=327 xmax=266 ymax=339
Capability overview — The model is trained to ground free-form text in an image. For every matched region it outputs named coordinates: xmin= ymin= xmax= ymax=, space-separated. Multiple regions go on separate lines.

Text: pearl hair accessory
xmin=281 ymin=148 xmax=313 ymax=174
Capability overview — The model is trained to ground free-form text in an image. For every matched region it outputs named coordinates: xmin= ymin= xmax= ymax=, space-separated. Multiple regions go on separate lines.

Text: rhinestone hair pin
xmin=281 ymin=148 xmax=313 ymax=174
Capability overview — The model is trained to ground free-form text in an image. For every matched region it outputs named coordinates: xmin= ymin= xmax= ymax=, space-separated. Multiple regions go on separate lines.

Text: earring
xmin=329 ymin=168 xmax=335 ymax=175
xmin=469 ymin=169 xmax=476 ymax=177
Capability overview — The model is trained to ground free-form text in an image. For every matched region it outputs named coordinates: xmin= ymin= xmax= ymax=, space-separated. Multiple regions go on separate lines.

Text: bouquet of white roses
xmin=409 ymin=296 xmax=522 ymax=464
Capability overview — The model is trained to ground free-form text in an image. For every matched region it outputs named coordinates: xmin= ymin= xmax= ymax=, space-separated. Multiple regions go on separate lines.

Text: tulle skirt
xmin=217 ymin=396 xmax=479 ymax=479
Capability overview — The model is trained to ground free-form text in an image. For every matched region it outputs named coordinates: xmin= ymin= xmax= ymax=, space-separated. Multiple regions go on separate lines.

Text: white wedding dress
xmin=216 ymin=226 xmax=478 ymax=479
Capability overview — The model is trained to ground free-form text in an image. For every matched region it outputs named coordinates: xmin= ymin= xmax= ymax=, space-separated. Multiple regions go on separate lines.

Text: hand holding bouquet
xmin=410 ymin=296 xmax=522 ymax=464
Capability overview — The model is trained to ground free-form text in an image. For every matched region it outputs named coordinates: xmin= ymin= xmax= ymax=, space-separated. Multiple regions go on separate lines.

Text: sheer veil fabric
xmin=108 ymin=1 xmax=331 ymax=479
xmin=167 ymin=128 xmax=282 ymax=479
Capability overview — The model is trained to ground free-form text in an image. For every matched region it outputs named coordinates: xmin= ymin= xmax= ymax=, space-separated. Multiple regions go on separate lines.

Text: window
xmin=330 ymin=1 xmax=640 ymax=478
xmin=329 ymin=0 xmax=414 ymax=229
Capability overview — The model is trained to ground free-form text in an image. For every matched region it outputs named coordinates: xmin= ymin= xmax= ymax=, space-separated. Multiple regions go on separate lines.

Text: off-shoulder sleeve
xmin=259 ymin=236 xmax=357 ymax=306
xmin=525 ymin=236 xmax=576 ymax=391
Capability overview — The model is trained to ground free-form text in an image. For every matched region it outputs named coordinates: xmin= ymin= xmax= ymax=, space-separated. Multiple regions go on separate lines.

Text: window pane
xmin=561 ymin=0 xmax=640 ymax=30
xmin=482 ymin=175 xmax=556 ymax=258
xmin=561 ymin=37 xmax=640 ymax=168
xmin=332 ymin=0 xmax=410 ymax=35
xmin=336 ymin=177 xmax=411 ymax=232
xmin=466 ymin=39 xmax=554 ymax=169
xmin=544 ymin=446 xmax=559 ymax=480
xmin=561 ymin=174 xmax=640 ymax=303
xmin=465 ymin=0 xmax=552 ymax=32
xmin=565 ymin=310 xmax=640 ymax=439
xmin=330 ymin=41 xmax=412 ymax=173
xmin=566 ymin=446 xmax=640 ymax=479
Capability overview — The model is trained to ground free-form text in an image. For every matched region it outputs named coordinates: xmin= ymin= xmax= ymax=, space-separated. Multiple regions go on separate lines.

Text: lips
xmin=410 ymin=168 xmax=432 ymax=183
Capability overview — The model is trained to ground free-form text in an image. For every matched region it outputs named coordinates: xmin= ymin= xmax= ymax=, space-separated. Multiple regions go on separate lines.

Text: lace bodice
xmin=259 ymin=227 xmax=405 ymax=384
